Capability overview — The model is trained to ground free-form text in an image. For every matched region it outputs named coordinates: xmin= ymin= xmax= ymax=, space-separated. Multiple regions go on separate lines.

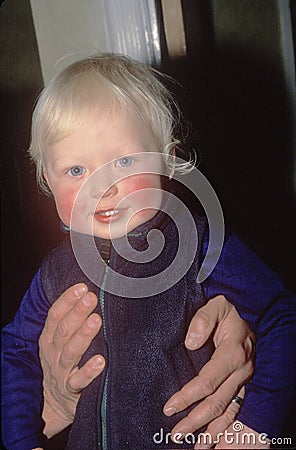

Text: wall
xmin=30 ymin=0 xmax=107 ymax=84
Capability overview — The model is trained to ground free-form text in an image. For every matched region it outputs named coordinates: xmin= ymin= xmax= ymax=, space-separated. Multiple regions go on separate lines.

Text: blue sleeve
xmin=202 ymin=232 xmax=296 ymax=438
xmin=1 ymin=269 xmax=51 ymax=450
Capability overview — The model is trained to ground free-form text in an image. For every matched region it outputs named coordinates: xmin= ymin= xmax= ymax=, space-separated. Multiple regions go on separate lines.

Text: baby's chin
xmin=67 ymin=221 xmax=138 ymax=241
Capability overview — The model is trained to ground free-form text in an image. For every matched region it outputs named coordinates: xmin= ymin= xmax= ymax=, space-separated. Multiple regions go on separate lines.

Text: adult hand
xmin=163 ymin=295 xmax=255 ymax=445
xmin=39 ymin=283 xmax=105 ymax=438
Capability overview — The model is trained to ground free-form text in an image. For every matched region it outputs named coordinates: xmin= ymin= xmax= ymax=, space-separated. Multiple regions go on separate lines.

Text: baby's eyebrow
xmin=111 ymin=148 xmax=143 ymax=156
xmin=47 ymin=159 xmax=81 ymax=172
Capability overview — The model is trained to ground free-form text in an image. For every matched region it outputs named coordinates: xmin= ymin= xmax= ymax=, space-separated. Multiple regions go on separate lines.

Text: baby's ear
xmin=41 ymin=169 xmax=52 ymax=195
xmin=168 ymin=147 xmax=176 ymax=180
xmin=170 ymin=147 xmax=176 ymax=157
xmin=42 ymin=170 xmax=48 ymax=182
xmin=42 ymin=169 xmax=50 ymax=186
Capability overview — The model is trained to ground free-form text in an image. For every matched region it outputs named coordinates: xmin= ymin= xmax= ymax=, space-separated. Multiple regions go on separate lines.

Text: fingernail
xmin=91 ymin=356 xmax=104 ymax=369
xmin=83 ymin=293 xmax=94 ymax=307
xmin=164 ymin=406 xmax=179 ymax=416
xmin=87 ymin=315 xmax=100 ymax=328
xmin=74 ymin=283 xmax=87 ymax=297
xmin=185 ymin=332 xmax=201 ymax=349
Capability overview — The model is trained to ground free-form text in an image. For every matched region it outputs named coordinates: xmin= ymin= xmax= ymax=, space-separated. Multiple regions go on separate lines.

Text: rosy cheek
xmin=120 ymin=175 xmax=162 ymax=215
xmin=54 ymin=189 xmax=78 ymax=225
xmin=122 ymin=175 xmax=161 ymax=195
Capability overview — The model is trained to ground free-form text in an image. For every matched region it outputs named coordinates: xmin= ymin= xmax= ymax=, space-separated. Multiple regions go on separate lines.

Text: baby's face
xmin=43 ymin=108 xmax=162 ymax=239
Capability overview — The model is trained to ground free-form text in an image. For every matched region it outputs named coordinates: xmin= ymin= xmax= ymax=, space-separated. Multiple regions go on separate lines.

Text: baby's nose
xmin=90 ymin=180 xmax=118 ymax=199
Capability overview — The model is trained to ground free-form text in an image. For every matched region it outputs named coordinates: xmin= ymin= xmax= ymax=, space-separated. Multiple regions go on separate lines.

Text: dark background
xmin=2 ymin=0 xmax=295 ymax=326
xmin=1 ymin=0 xmax=296 ymax=439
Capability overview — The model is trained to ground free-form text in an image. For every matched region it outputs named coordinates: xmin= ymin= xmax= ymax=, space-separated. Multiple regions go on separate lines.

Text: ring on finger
xmin=231 ymin=395 xmax=244 ymax=407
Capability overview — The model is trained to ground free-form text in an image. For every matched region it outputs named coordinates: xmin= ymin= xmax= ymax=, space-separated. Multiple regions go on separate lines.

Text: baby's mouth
xmin=97 ymin=209 xmax=120 ymax=217
xmin=94 ymin=208 xmax=127 ymax=223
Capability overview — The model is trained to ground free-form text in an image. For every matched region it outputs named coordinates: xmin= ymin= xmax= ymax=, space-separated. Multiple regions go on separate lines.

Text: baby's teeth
xmin=100 ymin=210 xmax=118 ymax=216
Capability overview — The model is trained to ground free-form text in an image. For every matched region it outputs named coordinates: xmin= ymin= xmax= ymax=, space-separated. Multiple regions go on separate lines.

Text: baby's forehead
xmin=40 ymin=69 xmax=166 ymax=159
xmin=45 ymin=104 xmax=160 ymax=158
xmin=46 ymin=92 xmax=126 ymax=144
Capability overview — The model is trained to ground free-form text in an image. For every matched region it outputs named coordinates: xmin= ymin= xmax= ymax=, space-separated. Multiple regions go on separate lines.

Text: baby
xmin=2 ymin=53 xmax=296 ymax=450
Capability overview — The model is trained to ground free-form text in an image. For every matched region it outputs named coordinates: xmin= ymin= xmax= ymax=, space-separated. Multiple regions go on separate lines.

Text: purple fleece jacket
xmin=2 ymin=210 xmax=296 ymax=449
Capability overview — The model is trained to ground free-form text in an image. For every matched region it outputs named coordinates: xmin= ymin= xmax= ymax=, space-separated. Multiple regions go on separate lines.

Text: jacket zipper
xmin=97 ymin=235 xmax=140 ymax=449
xmin=99 ymin=266 xmax=109 ymax=450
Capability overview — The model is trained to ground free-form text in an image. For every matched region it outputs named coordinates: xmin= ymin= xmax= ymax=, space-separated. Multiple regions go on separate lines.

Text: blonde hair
xmin=29 ymin=53 xmax=196 ymax=193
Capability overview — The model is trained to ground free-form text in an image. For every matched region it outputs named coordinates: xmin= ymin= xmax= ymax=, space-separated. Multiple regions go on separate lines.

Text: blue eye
xmin=68 ymin=166 xmax=84 ymax=177
xmin=116 ymin=156 xmax=134 ymax=167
